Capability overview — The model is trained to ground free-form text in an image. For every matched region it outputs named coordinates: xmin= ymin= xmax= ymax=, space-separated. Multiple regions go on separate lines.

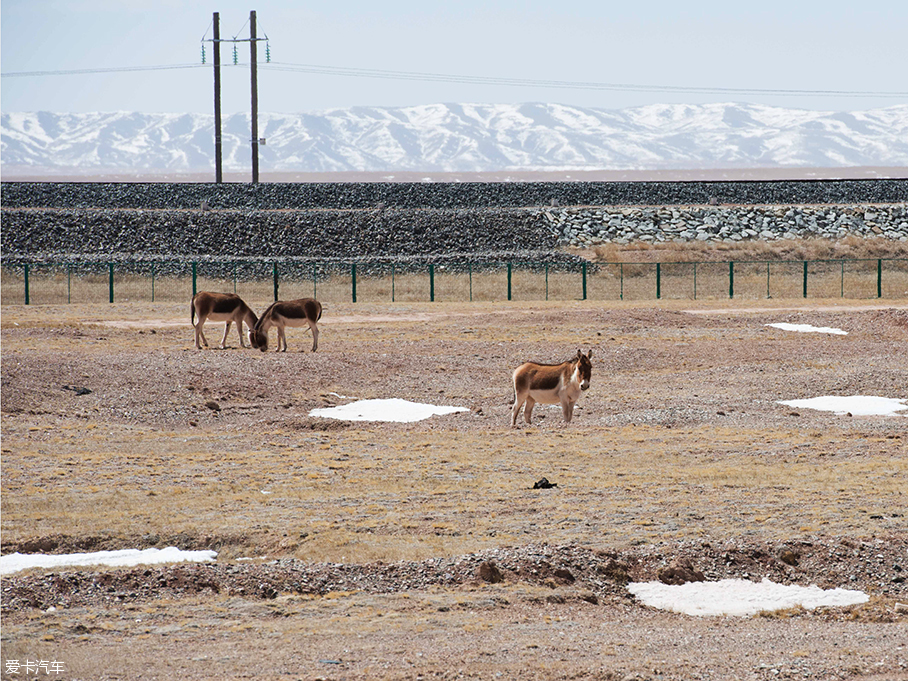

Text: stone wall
xmin=550 ymin=204 xmax=908 ymax=247
xmin=2 ymin=180 xmax=906 ymax=262
xmin=0 ymin=207 xmax=567 ymax=264
xmin=2 ymin=179 xmax=907 ymax=210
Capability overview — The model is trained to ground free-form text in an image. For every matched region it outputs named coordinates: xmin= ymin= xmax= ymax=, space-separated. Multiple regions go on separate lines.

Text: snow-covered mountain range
xmin=2 ymin=102 xmax=907 ymax=174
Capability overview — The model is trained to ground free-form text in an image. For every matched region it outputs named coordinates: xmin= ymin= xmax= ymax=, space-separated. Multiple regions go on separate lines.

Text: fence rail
xmin=2 ymin=258 xmax=906 ymax=306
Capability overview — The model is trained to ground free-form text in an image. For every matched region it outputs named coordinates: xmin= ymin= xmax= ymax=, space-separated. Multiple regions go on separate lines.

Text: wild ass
xmin=250 ymin=298 xmax=322 ymax=352
xmin=191 ymin=292 xmax=258 ymax=350
xmin=511 ymin=349 xmax=593 ymax=426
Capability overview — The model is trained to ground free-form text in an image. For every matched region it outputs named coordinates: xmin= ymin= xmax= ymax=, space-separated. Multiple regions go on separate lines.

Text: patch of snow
xmin=777 ymin=395 xmax=908 ymax=416
xmin=766 ymin=323 xmax=847 ymax=335
xmin=0 ymin=547 xmax=217 ymax=575
xmin=309 ymin=398 xmax=469 ymax=422
xmin=628 ymin=578 xmax=868 ymax=617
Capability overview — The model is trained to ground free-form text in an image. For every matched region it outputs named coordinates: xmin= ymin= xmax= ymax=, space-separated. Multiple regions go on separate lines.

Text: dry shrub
xmin=590 ymin=238 xmax=907 ymax=263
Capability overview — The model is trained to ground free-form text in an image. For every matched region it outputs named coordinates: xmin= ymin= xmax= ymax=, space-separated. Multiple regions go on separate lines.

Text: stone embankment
xmin=1 ymin=180 xmax=906 ymax=262
xmin=550 ymin=204 xmax=908 ymax=248
xmin=2 ymin=179 xmax=907 ymax=210
xmin=0 ymin=207 xmax=568 ymax=264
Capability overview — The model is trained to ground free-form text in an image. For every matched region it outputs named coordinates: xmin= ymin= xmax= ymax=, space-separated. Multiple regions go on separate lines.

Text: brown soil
xmin=2 ymin=298 xmax=907 ymax=680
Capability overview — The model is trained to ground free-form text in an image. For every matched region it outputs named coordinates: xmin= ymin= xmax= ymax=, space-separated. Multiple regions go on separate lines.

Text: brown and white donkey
xmin=511 ymin=349 xmax=593 ymax=426
xmin=249 ymin=298 xmax=322 ymax=352
xmin=191 ymin=291 xmax=259 ymax=350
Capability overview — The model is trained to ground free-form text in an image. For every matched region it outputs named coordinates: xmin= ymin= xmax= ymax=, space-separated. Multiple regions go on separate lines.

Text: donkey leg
xmin=309 ymin=321 xmax=319 ymax=352
xmin=510 ymin=394 xmax=526 ymax=427
xmin=278 ymin=326 xmax=287 ymax=352
xmin=524 ymin=397 xmax=536 ymax=424
xmin=220 ymin=322 xmax=231 ymax=349
xmin=195 ymin=319 xmax=209 ymax=349
xmin=562 ymin=399 xmax=575 ymax=423
xmin=237 ymin=321 xmax=248 ymax=348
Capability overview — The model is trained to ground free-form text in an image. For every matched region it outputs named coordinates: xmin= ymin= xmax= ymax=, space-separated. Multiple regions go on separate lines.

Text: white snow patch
xmin=1 ymin=547 xmax=217 ymax=575
xmin=777 ymin=395 xmax=908 ymax=416
xmin=766 ymin=322 xmax=847 ymax=335
xmin=309 ymin=398 xmax=468 ymax=422
xmin=628 ymin=578 xmax=868 ymax=617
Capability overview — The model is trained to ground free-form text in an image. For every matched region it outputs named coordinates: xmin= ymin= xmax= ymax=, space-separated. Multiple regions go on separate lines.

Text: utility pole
xmin=250 ymin=10 xmax=259 ymax=184
xmin=213 ymin=12 xmax=223 ymax=183
xmin=205 ymin=11 xmax=268 ymax=184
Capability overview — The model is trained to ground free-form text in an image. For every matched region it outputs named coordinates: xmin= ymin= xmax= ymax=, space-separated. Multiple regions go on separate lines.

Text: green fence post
xmin=68 ymin=264 xmax=72 ymax=304
xmin=656 ymin=262 xmax=661 ymax=300
xmin=192 ymin=262 xmax=198 ymax=297
xmin=803 ymin=261 xmax=808 ymax=298
xmin=352 ymin=263 xmax=357 ymax=303
xmin=766 ymin=262 xmax=770 ymax=299
xmin=582 ymin=262 xmax=587 ymax=300
xmin=429 ymin=264 xmax=435 ymax=302
xmin=620 ymin=263 xmax=624 ymax=301
xmin=24 ymin=264 xmax=30 ymax=305
xmin=729 ymin=261 xmax=734 ymax=299
xmin=469 ymin=263 xmax=473 ymax=302
xmin=507 ymin=263 xmax=512 ymax=301
xmin=313 ymin=263 xmax=318 ymax=299
xmin=391 ymin=264 xmax=396 ymax=302
xmin=840 ymin=260 xmax=845 ymax=298
xmin=109 ymin=262 xmax=114 ymax=303
xmin=151 ymin=262 xmax=156 ymax=303
xmin=273 ymin=262 xmax=279 ymax=302
xmin=878 ymin=259 xmax=883 ymax=298
xmin=545 ymin=264 xmax=549 ymax=301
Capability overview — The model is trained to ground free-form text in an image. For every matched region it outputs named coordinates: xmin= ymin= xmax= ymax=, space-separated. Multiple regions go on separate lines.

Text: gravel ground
xmin=2 ymin=298 xmax=907 ymax=680
xmin=4 ymin=179 xmax=908 ymax=210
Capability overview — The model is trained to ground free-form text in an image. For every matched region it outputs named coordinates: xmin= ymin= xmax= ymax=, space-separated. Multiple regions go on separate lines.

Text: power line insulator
xmin=233 ymin=44 xmax=238 ymax=65
xmin=201 ymin=44 xmax=206 ymax=65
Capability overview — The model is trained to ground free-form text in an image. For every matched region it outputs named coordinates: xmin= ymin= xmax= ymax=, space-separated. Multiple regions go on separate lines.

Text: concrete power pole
xmin=213 ymin=12 xmax=223 ymax=184
xmin=250 ymin=10 xmax=259 ymax=184
xmin=207 ymin=10 xmax=266 ymax=184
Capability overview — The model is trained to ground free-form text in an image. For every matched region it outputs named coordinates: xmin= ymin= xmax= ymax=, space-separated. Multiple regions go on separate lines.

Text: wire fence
xmin=2 ymin=258 xmax=907 ymax=306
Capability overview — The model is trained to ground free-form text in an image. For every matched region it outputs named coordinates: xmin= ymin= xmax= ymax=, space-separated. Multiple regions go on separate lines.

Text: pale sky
xmin=2 ymin=0 xmax=906 ymax=116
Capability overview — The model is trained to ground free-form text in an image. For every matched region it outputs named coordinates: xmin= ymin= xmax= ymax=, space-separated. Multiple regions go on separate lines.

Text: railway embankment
xmin=1 ymin=180 xmax=905 ymax=262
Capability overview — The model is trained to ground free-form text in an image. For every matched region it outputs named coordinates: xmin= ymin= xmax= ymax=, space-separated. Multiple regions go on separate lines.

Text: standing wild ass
xmin=250 ymin=298 xmax=322 ymax=352
xmin=191 ymin=292 xmax=258 ymax=350
xmin=511 ymin=349 xmax=593 ymax=426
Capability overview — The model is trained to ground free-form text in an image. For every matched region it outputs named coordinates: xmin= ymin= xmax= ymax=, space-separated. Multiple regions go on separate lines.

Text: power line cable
xmin=262 ymin=62 xmax=908 ymax=98
xmin=2 ymin=64 xmax=206 ymax=77
xmin=3 ymin=61 xmax=907 ymax=99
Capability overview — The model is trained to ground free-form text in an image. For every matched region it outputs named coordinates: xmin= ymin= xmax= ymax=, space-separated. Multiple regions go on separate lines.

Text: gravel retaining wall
xmin=2 ymin=179 xmax=907 ymax=210
xmin=0 ymin=207 xmax=565 ymax=264
xmin=553 ymin=204 xmax=908 ymax=247
xmin=2 ymin=180 xmax=906 ymax=262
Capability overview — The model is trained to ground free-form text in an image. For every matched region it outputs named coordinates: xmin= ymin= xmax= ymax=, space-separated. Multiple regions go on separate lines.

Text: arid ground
xmin=1 ymin=297 xmax=906 ymax=680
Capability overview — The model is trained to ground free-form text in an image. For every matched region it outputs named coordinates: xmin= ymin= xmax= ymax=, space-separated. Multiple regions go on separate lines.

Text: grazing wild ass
xmin=250 ymin=298 xmax=322 ymax=352
xmin=511 ymin=349 xmax=593 ymax=426
xmin=191 ymin=292 xmax=258 ymax=350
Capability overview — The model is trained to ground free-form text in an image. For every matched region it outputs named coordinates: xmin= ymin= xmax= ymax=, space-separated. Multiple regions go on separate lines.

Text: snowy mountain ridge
xmin=2 ymin=102 xmax=907 ymax=173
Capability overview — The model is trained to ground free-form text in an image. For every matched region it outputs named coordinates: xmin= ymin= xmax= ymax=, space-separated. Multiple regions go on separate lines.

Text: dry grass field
xmin=1 ymin=295 xmax=907 ymax=680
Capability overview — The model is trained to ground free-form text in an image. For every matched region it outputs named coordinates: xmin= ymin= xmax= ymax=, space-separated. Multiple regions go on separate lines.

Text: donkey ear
xmin=586 ymin=349 xmax=593 ymax=359
xmin=576 ymin=348 xmax=582 ymax=358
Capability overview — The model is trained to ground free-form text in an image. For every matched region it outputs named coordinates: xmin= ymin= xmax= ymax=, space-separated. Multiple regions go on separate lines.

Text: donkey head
xmin=575 ymin=349 xmax=593 ymax=391
xmin=249 ymin=329 xmax=269 ymax=352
